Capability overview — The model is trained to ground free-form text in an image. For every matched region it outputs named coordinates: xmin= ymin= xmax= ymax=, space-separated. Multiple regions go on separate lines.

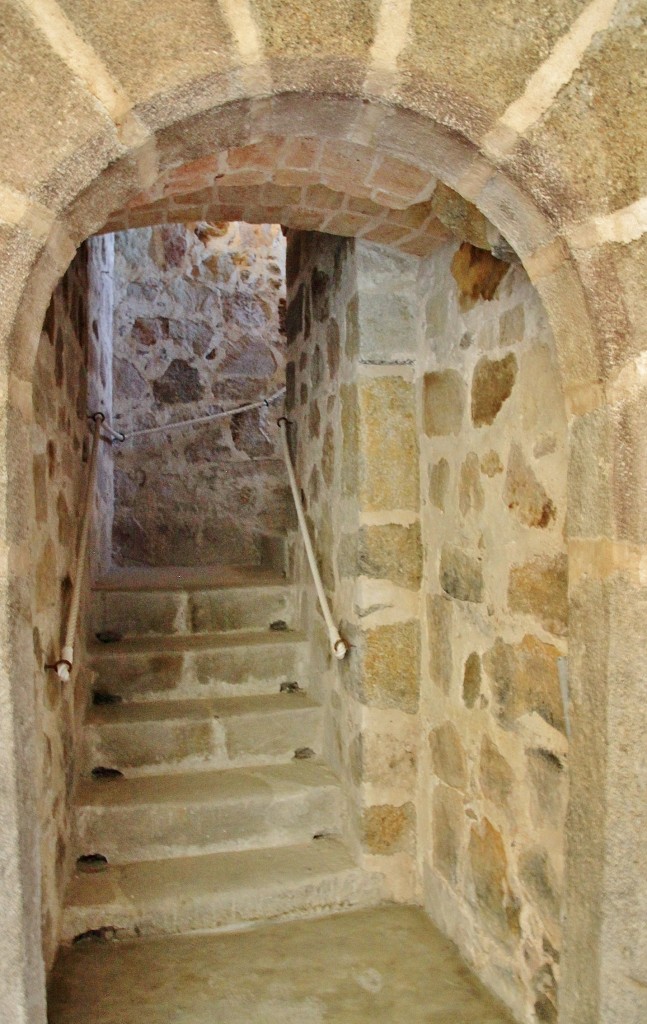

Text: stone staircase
xmin=62 ymin=566 xmax=383 ymax=943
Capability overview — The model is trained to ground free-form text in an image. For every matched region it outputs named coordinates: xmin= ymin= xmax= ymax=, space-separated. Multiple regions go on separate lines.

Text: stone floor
xmin=49 ymin=905 xmax=515 ymax=1023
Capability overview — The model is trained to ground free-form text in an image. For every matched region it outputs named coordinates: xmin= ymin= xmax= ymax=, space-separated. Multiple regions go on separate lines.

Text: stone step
xmin=62 ymin=838 xmax=385 ymax=943
xmin=90 ymin=580 xmax=296 ymax=639
xmin=83 ymin=692 xmax=323 ymax=774
xmin=74 ymin=761 xmax=343 ymax=864
xmin=90 ymin=629 xmax=309 ymax=701
xmin=94 ymin=565 xmax=289 ymax=591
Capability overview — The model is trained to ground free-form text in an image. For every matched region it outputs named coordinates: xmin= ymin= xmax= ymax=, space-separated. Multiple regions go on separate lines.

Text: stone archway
xmin=0 ymin=5 xmax=645 ymax=1022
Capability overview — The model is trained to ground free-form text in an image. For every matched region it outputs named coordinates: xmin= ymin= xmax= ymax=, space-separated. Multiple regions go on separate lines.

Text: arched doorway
xmin=1 ymin=7 xmax=644 ymax=1020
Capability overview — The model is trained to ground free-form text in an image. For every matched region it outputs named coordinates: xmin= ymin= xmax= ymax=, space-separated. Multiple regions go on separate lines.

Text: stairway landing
xmin=49 ymin=905 xmax=514 ymax=1024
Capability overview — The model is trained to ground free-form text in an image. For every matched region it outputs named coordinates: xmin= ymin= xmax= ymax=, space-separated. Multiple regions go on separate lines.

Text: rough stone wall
xmin=287 ymin=229 xmax=568 ymax=1023
xmin=286 ymin=231 xmax=424 ymax=900
xmin=283 ymin=229 xmax=355 ymax=702
xmin=418 ymin=243 xmax=568 ymax=1024
xmin=30 ymin=237 xmax=112 ymax=969
xmin=87 ymin=234 xmax=115 ymax=577
xmin=111 ymin=221 xmax=290 ymax=567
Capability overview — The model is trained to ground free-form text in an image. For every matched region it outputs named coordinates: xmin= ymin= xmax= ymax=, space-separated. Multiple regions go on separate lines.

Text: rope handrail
xmin=117 ymin=388 xmax=286 ymax=441
xmin=47 ymin=390 xmax=293 ymax=681
xmin=278 ymin=417 xmax=347 ymax=661
xmin=47 ymin=412 xmax=105 ymax=682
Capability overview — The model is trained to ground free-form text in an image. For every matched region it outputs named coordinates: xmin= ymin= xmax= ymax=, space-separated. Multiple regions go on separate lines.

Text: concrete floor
xmin=49 ymin=905 xmax=515 ymax=1023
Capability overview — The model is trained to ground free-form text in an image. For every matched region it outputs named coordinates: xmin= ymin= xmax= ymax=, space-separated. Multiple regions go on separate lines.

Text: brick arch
xmin=0 ymin=24 xmax=644 ymax=1024
xmin=9 ymin=93 xmax=604 ymax=399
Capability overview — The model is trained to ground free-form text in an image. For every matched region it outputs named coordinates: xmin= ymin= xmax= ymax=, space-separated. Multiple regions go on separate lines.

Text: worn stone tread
xmin=90 ymin=628 xmax=307 ymax=657
xmin=61 ymin=839 xmax=386 ymax=943
xmin=94 ymin=565 xmax=286 ymax=592
xmin=87 ymin=691 xmax=318 ymax=724
xmin=53 ymin=905 xmax=514 ymax=1022
xmin=76 ymin=760 xmax=339 ymax=809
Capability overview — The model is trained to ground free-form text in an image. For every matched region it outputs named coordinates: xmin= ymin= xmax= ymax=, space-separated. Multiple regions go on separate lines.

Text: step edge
xmin=89 ymin=629 xmax=309 ymax=658
xmin=86 ymin=698 xmax=321 ymax=726
xmin=75 ymin=763 xmax=341 ymax=809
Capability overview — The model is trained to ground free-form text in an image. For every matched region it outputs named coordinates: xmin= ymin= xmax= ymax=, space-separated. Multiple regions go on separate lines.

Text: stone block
xmin=283 ymin=138 xmax=320 ymax=170
xmin=285 ymin=231 xmax=302 ymax=287
xmin=341 ymin=383 xmax=358 ymax=496
xmin=527 ymin=747 xmax=566 ymax=828
xmin=33 ymin=454 xmax=48 ymax=524
xmin=362 ymin=802 xmax=415 ymax=855
xmin=92 ymin=590 xmax=180 ymax=638
xmin=321 ymin=423 xmax=335 ymax=489
xmin=508 ymin=553 xmax=568 ymax=636
xmin=361 ymin=725 xmax=417 ymax=790
xmin=426 ymin=288 xmax=449 ymax=339
xmin=479 ymin=735 xmax=514 ymax=808
xmin=429 ymin=458 xmax=450 ymax=511
xmin=286 ymin=283 xmax=304 ymax=343
xmin=59 ymin=0 xmax=235 ymax=116
xmin=345 ymin=294 xmax=360 ymax=361
xmin=91 ymin=650 xmax=183 ymax=698
xmin=568 ymin=407 xmax=612 ymax=539
xmin=152 ymin=358 xmax=204 ymax=404
xmin=423 ymin=370 xmax=466 ymax=436
xmin=520 ymin=14 xmax=646 ymax=220
xmin=440 ymin=544 xmax=484 ymax=603
xmin=429 ymin=721 xmax=468 ymax=790
xmin=504 ymin=444 xmax=556 ymax=529
xmin=35 ymin=538 xmax=57 ymax=614
xmin=349 ymin=732 xmax=363 ymax=786
xmin=463 ymin=652 xmax=482 ymax=708
xmin=451 ymin=244 xmax=510 ymax=306
xmin=471 ymin=354 xmax=517 ymax=427
xmin=356 ymin=290 xmax=418 ymax=363
xmin=500 ymin=305 xmax=525 ymax=347
xmin=307 ymin=464 xmax=320 ymax=506
xmin=252 ymin=0 xmax=376 ymax=71
xmin=468 ymin=818 xmax=520 ymax=945
xmin=610 ymin=388 xmax=647 ymax=545
xmin=360 ymin=222 xmax=411 ymax=247
xmin=400 ymin=0 xmax=585 ymax=136
xmin=0 ymin=3 xmax=119 ymax=204
xmin=427 ymin=595 xmax=453 ymax=693
xmin=303 ymin=185 xmax=345 ymax=212
xmin=480 ymin=450 xmax=503 ymax=477
xmin=429 ymin=182 xmax=491 ymax=249
xmin=311 ymin=268 xmax=330 ymax=322
xmin=348 ymin=620 xmax=421 ymax=714
xmin=353 ymin=522 xmax=422 ymax=590
xmin=326 ymin=318 xmax=340 ymax=379
xmin=285 ymin=361 xmax=295 ymax=411
xmin=324 ymin=212 xmax=373 ymax=237
xmin=432 ymin=782 xmax=464 ymax=885
xmin=358 ymin=377 xmax=419 ymax=512
xmin=370 ymin=156 xmax=430 ymax=201
xmin=320 ymin=140 xmax=374 ymax=184
xmin=459 ymin=452 xmax=484 ymax=515
xmin=483 ymin=635 xmax=565 ymax=733
xmin=315 ymin=512 xmax=335 ymax=593
xmin=308 ymin=400 xmax=321 ymax=441
xmin=189 ymin=587 xmax=293 ymax=634
xmin=519 ymin=847 xmax=561 ymax=926
xmin=311 ymin=344 xmax=324 ymax=388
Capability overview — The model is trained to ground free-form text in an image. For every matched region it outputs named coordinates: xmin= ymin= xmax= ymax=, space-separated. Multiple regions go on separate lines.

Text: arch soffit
xmin=6 ymin=85 xmax=611 ymax=417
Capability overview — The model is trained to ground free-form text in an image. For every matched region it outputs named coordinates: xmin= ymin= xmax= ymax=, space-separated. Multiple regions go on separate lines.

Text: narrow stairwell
xmin=63 ymin=565 xmax=384 ymax=944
